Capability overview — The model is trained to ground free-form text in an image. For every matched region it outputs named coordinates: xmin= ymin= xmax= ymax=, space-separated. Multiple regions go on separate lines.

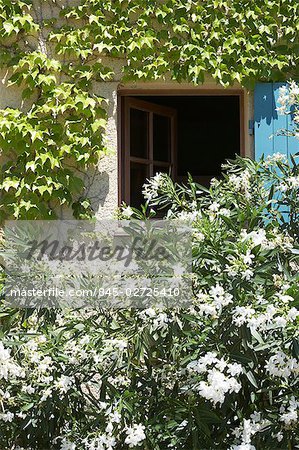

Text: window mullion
xmin=149 ymin=111 xmax=153 ymax=177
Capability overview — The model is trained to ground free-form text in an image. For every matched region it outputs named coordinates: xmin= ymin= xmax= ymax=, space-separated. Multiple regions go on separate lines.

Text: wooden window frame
xmin=118 ymin=89 xmax=245 ymax=205
xmin=120 ymin=96 xmax=177 ymax=205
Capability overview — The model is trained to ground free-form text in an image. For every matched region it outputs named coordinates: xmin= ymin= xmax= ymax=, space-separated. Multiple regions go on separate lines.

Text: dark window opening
xmin=121 ymin=94 xmax=242 ymax=208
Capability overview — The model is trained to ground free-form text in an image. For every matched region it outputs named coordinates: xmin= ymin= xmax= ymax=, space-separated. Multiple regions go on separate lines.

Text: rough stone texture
xmin=0 ymin=59 xmax=254 ymax=220
xmin=92 ymin=79 xmax=120 ymax=219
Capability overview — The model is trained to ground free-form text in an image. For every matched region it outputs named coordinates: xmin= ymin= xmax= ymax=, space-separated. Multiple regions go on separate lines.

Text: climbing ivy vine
xmin=0 ymin=0 xmax=299 ymax=220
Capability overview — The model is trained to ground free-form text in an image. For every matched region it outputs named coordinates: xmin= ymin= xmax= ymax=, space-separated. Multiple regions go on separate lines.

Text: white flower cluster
xmin=277 ymin=81 xmax=299 ymax=139
xmin=197 ymin=284 xmax=233 ymax=318
xmin=241 ymin=228 xmax=294 ymax=254
xmin=121 ymin=205 xmax=134 ymax=218
xmin=60 ymin=440 xmax=76 ymax=450
xmin=230 ymin=412 xmax=267 ymax=450
xmin=176 ymin=209 xmax=200 ymax=221
xmin=263 ymin=152 xmax=287 ymax=168
xmin=225 ymin=248 xmax=255 ymax=281
xmin=0 ymin=341 xmax=24 ymax=380
xmin=265 ymin=351 xmax=299 ymax=379
xmin=280 ymin=396 xmax=299 ymax=427
xmin=81 ymin=434 xmax=116 ymax=450
xmin=241 ymin=229 xmax=268 ymax=249
xmin=138 ymin=307 xmax=172 ymax=331
xmin=142 ymin=172 xmax=168 ymax=201
xmin=277 ymin=81 xmax=299 ymax=114
xmin=54 ymin=375 xmax=73 ymax=394
xmin=124 ymin=424 xmax=146 ymax=448
xmin=277 ymin=85 xmax=291 ymax=115
xmin=233 ymin=296 xmax=298 ymax=332
xmin=186 ymin=352 xmax=242 ymax=405
xmin=227 ymin=169 xmax=252 ymax=199
xmin=280 ymin=175 xmax=299 ymax=192
xmin=207 ymin=201 xmax=231 ymax=218
xmin=60 ymin=405 xmax=145 ymax=450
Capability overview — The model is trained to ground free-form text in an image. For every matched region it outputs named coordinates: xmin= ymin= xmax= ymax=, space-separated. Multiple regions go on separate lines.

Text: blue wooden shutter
xmin=254 ymin=82 xmax=298 ymax=160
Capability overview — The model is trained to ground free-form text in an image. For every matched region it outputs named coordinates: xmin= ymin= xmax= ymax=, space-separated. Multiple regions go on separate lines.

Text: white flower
xmin=209 ymin=284 xmax=233 ymax=306
xmin=264 ymin=152 xmax=287 ymax=166
xmin=0 ymin=389 xmax=10 ymax=400
xmin=38 ymin=356 xmax=53 ymax=373
xmin=233 ymin=306 xmax=255 ymax=327
xmin=277 ymin=85 xmax=290 ymax=112
xmin=0 ymin=342 xmax=24 ymax=380
xmin=228 ymin=170 xmax=251 ymax=198
xmin=278 ymin=294 xmax=294 ymax=304
xmin=274 ymin=316 xmax=287 ymax=328
xmin=40 ymin=387 xmax=52 ymax=402
xmin=281 ymin=409 xmax=297 ymax=426
xmin=106 ymin=422 xmax=114 ymax=434
xmin=241 ymin=229 xmax=268 ymax=248
xmin=125 ymin=424 xmax=146 ymax=448
xmin=289 ymin=81 xmax=299 ymax=104
xmin=143 ymin=173 xmax=167 ymax=201
xmin=122 ymin=206 xmax=134 ymax=218
xmin=22 ymin=385 xmax=35 ymax=394
xmin=287 ymin=307 xmax=299 ymax=321
xmin=287 ymin=176 xmax=299 ymax=188
xmin=199 ymin=303 xmax=217 ymax=318
xmin=0 ymin=411 xmax=14 ymax=422
xmin=230 ymin=416 xmax=263 ymax=449
xmin=242 ymin=269 xmax=254 ymax=280
xmin=243 ymin=250 xmax=255 ymax=266
xmin=60 ymin=440 xmax=76 ymax=450
xmin=276 ymin=431 xmax=283 ymax=442
xmin=177 ymin=210 xmax=199 ymax=221
xmin=265 ymin=351 xmax=299 ymax=379
xmin=231 ymin=445 xmax=256 ymax=450
xmin=109 ymin=411 xmax=121 ymax=424
xmin=209 ymin=202 xmax=220 ymax=212
xmin=219 ymin=208 xmax=231 ymax=217
xmin=79 ymin=335 xmax=90 ymax=346
xmin=194 ymin=231 xmax=205 ymax=242
xmin=105 ymin=339 xmax=127 ymax=351
xmin=54 ymin=375 xmax=73 ymax=393
xmin=228 ymin=363 xmax=243 ymax=376
xmin=210 ymin=284 xmax=224 ymax=298
xmin=280 ymin=396 xmax=299 ymax=426
xmin=152 ymin=313 xmax=170 ymax=331
xmin=197 ymin=369 xmax=241 ymax=406
xmin=187 ymin=354 xmax=242 ymax=406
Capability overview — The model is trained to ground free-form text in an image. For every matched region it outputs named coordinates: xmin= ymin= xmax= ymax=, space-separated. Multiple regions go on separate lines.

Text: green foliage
xmin=0 ymin=82 xmax=107 ymax=220
xmin=0 ymin=0 xmax=299 ymax=218
xmin=54 ymin=0 xmax=299 ymax=85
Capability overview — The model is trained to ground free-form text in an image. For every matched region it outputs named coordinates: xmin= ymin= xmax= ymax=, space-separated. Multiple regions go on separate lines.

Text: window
xmin=120 ymin=92 xmax=244 ymax=208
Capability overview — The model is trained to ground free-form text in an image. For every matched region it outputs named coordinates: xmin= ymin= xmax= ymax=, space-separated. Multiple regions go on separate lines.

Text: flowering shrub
xmin=0 ymin=146 xmax=299 ymax=450
xmin=0 ymin=153 xmax=299 ymax=450
xmin=277 ymin=81 xmax=299 ymax=121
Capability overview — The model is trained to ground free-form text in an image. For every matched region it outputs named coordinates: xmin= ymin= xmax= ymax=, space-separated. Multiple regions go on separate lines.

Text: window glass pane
xmin=130 ymin=162 xmax=149 ymax=208
xmin=130 ymin=108 xmax=148 ymax=158
xmin=153 ymin=165 xmax=171 ymax=177
xmin=153 ymin=114 xmax=170 ymax=162
xmin=176 ymin=96 xmax=240 ymax=178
